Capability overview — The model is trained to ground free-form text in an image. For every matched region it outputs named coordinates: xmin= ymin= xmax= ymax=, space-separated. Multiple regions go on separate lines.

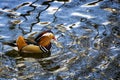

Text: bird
xmin=16 ymin=30 xmax=56 ymax=58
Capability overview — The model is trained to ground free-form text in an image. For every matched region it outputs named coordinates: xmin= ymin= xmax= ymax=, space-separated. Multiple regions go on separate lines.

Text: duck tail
xmin=16 ymin=36 xmax=27 ymax=51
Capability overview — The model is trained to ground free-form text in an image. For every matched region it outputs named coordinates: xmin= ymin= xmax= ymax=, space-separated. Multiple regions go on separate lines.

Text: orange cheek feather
xmin=38 ymin=36 xmax=51 ymax=47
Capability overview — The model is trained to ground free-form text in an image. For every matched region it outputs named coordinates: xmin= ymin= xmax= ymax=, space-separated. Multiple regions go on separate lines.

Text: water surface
xmin=0 ymin=0 xmax=120 ymax=80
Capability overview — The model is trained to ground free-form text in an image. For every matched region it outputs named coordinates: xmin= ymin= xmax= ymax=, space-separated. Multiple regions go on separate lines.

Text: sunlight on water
xmin=0 ymin=8 xmax=21 ymax=16
xmin=102 ymin=21 xmax=111 ymax=25
xmin=71 ymin=12 xmax=94 ymax=19
xmin=47 ymin=7 xmax=60 ymax=14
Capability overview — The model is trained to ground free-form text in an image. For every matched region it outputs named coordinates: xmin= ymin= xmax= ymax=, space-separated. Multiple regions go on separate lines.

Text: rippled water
xmin=0 ymin=0 xmax=120 ymax=80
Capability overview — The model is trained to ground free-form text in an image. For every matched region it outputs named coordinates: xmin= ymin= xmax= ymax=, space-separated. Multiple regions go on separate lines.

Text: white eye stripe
xmin=42 ymin=32 xmax=53 ymax=37
xmin=36 ymin=32 xmax=53 ymax=42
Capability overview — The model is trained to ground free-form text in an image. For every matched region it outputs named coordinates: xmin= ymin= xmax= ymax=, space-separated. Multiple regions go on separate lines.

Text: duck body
xmin=20 ymin=44 xmax=42 ymax=53
xmin=16 ymin=30 xmax=55 ymax=58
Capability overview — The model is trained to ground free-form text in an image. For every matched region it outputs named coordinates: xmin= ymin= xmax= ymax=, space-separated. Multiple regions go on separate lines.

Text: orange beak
xmin=53 ymin=36 xmax=56 ymax=41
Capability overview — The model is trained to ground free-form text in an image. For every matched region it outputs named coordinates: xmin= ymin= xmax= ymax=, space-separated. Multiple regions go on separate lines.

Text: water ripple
xmin=0 ymin=0 xmax=120 ymax=80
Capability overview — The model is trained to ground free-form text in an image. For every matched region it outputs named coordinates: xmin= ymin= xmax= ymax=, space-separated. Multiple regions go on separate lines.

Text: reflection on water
xmin=0 ymin=0 xmax=120 ymax=80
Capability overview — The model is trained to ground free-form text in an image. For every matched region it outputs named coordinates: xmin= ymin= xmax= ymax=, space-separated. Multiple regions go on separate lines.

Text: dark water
xmin=0 ymin=0 xmax=120 ymax=80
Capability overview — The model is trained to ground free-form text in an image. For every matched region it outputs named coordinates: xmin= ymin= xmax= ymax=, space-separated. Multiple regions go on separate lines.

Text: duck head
xmin=35 ymin=30 xmax=56 ymax=50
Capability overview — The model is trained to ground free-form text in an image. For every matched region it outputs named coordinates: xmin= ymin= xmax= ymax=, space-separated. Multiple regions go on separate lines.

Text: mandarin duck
xmin=16 ymin=30 xmax=56 ymax=58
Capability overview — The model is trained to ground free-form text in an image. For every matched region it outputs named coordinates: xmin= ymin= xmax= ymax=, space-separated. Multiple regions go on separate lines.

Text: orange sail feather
xmin=16 ymin=36 xmax=27 ymax=51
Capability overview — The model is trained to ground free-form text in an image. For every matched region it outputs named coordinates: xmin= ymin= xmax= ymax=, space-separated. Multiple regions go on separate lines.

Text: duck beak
xmin=53 ymin=36 xmax=57 ymax=41
xmin=51 ymin=36 xmax=57 ymax=43
xmin=51 ymin=37 xmax=63 ymax=48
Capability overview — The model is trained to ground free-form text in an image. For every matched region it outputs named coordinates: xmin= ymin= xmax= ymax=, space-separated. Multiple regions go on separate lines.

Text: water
xmin=0 ymin=0 xmax=120 ymax=80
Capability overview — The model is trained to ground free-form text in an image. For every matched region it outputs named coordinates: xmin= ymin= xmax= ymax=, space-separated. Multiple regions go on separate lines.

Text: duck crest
xmin=35 ymin=30 xmax=53 ymax=43
xmin=34 ymin=30 xmax=53 ymax=50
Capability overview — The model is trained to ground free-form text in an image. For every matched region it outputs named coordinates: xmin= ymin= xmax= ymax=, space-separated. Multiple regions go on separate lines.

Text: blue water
xmin=0 ymin=0 xmax=120 ymax=80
